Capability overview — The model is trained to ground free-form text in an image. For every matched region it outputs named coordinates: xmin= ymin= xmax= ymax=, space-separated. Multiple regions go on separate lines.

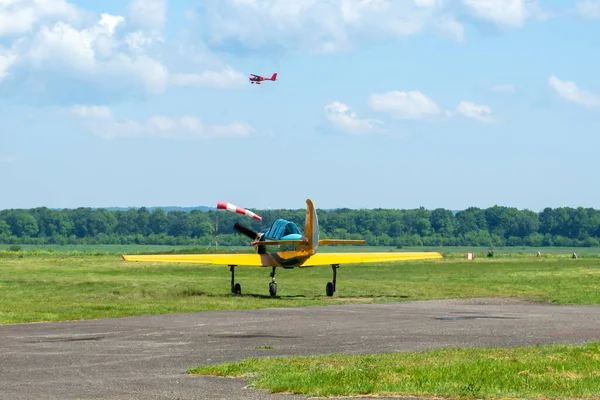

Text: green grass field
xmin=190 ymin=342 xmax=600 ymax=399
xmin=2 ymin=245 xmax=600 ymax=399
xmin=1 ymin=246 xmax=600 ymax=324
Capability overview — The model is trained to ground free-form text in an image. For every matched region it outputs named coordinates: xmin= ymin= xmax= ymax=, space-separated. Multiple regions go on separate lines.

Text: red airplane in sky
xmin=249 ymin=73 xmax=277 ymax=84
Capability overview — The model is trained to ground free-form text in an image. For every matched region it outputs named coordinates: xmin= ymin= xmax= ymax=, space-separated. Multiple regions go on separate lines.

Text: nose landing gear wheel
xmin=269 ymin=266 xmax=277 ymax=297
xmin=234 ymin=283 xmax=242 ymax=295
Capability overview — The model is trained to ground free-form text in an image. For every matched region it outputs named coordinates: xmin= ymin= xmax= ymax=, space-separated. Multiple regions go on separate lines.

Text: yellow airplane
xmin=122 ymin=199 xmax=444 ymax=297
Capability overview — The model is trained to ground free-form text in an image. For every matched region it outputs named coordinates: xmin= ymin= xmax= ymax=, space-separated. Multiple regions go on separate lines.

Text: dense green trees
xmin=1 ymin=205 xmax=600 ymax=247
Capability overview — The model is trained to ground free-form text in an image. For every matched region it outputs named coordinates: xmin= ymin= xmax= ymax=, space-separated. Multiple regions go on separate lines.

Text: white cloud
xmin=435 ymin=14 xmax=465 ymax=41
xmin=368 ymin=90 xmax=441 ymax=120
xmin=456 ymin=101 xmax=496 ymax=123
xmin=171 ymin=67 xmax=247 ymax=89
xmin=68 ymin=104 xmax=256 ymax=140
xmin=0 ymin=46 xmax=18 ymax=80
xmin=549 ymin=75 xmax=600 ymax=108
xmin=0 ymin=0 xmax=80 ymax=37
xmin=491 ymin=83 xmax=516 ymax=93
xmin=576 ymin=1 xmax=600 ymax=19
xmin=197 ymin=0 xmax=464 ymax=53
xmin=26 ymin=13 xmax=170 ymax=94
xmin=324 ymin=101 xmax=383 ymax=135
xmin=124 ymin=30 xmax=154 ymax=50
xmin=194 ymin=0 xmax=556 ymax=53
xmin=1 ymin=0 xmax=247 ymax=101
xmin=128 ymin=0 xmax=166 ymax=30
xmin=460 ymin=0 xmax=543 ymax=27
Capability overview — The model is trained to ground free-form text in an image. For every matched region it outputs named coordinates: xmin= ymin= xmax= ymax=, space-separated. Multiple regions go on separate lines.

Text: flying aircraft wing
xmin=298 ymin=251 xmax=443 ymax=267
xmin=121 ymin=253 xmax=268 ymax=266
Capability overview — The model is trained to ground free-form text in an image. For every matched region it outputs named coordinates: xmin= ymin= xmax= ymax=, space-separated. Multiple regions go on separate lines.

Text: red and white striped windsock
xmin=216 ymin=201 xmax=262 ymax=221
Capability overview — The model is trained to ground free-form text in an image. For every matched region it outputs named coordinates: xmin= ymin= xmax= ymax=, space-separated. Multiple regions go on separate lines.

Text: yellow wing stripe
xmin=298 ymin=252 xmax=444 ymax=267
xmin=121 ymin=253 xmax=268 ymax=266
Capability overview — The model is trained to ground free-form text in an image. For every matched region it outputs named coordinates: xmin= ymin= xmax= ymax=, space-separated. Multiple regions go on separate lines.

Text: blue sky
xmin=1 ymin=0 xmax=599 ymax=211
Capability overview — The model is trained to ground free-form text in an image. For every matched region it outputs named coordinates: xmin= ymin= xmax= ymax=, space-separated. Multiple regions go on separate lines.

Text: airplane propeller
xmin=234 ymin=222 xmax=261 ymax=240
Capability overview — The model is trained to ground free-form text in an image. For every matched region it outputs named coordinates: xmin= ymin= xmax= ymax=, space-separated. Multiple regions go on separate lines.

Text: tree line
xmin=1 ymin=205 xmax=600 ymax=247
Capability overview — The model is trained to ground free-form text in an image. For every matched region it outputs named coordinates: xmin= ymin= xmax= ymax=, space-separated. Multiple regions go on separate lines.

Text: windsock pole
xmin=215 ymin=214 xmax=218 ymax=250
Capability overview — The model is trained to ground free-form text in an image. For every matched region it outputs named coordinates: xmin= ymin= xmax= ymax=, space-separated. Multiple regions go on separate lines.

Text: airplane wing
xmin=298 ymin=251 xmax=443 ymax=267
xmin=121 ymin=251 xmax=443 ymax=267
xmin=121 ymin=253 xmax=267 ymax=266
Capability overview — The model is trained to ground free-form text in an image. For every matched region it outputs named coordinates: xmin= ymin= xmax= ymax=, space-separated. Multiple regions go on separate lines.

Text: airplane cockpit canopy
xmin=265 ymin=219 xmax=302 ymax=240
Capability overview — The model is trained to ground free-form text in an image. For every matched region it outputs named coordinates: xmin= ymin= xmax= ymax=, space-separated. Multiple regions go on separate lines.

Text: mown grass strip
xmin=189 ymin=342 xmax=600 ymax=399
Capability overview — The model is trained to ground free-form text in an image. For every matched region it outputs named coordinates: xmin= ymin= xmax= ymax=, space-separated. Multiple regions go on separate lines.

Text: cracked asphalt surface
xmin=2 ymin=297 xmax=600 ymax=399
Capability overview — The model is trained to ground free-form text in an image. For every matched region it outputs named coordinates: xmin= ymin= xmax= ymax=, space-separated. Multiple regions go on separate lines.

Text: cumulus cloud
xmin=191 ymin=0 xmax=556 ymax=53
xmin=128 ymin=0 xmax=167 ymax=30
xmin=368 ymin=90 xmax=442 ymax=120
xmin=576 ymin=1 xmax=600 ymax=19
xmin=460 ymin=0 xmax=545 ymax=27
xmin=0 ymin=0 xmax=80 ymax=37
xmin=455 ymin=101 xmax=496 ymax=123
xmin=549 ymin=75 xmax=600 ymax=108
xmin=0 ymin=0 xmax=247 ymax=102
xmin=195 ymin=0 xmax=465 ymax=53
xmin=26 ymin=13 xmax=170 ymax=94
xmin=67 ymin=105 xmax=256 ymax=140
xmin=324 ymin=101 xmax=383 ymax=135
xmin=0 ymin=46 xmax=18 ymax=80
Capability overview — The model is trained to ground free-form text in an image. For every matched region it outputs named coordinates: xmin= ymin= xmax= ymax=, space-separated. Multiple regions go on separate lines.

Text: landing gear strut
xmin=230 ymin=265 xmax=241 ymax=295
xmin=326 ymin=264 xmax=339 ymax=297
xmin=269 ymin=267 xmax=277 ymax=297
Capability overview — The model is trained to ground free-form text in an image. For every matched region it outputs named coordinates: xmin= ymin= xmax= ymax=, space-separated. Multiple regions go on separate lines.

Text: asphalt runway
xmin=2 ymin=297 xmax=600 ymax=400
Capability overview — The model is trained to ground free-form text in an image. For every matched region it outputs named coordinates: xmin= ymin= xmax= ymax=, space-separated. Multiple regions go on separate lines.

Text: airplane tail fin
xmin=302 ymin=199 xmax=319 ymax=255
xmin=271 ymin=73 xmax=277 ymax=81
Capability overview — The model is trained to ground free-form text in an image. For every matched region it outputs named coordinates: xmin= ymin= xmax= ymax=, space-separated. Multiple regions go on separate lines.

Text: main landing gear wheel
xmin=325 ymin=282 xmax=334 ymax=297
xmin=269 ymin=266 xmax=277 ymax=297
xmin=230 ymin=265 xmax=242 ymax=295
xmin=326 ymin=264 xmax=339 ymax=297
